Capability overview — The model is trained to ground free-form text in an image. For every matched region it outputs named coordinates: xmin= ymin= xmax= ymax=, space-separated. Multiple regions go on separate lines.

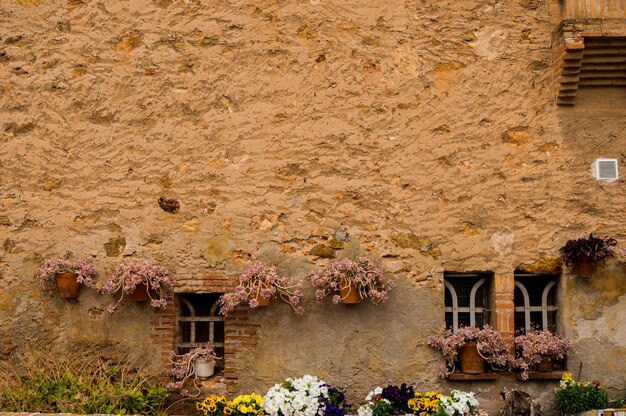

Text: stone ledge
xmin=448 ymin=373 xmax=499 ymax=381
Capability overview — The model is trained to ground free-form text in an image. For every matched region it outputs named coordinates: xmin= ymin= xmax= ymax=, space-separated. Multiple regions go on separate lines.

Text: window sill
xmin=517 ymin=371 xmax=564 ymax=380
xmin=448 ymin=373 xmax=498 ymax=381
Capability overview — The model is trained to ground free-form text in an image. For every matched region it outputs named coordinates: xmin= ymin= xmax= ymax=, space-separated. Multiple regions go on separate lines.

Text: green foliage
xmin=555 ymin=381 xmax=609 ymax=414
xmin=370 ymin=399 xmax=396 ymax=416
xmin=0 ymin=352 xmax=168 ymax=415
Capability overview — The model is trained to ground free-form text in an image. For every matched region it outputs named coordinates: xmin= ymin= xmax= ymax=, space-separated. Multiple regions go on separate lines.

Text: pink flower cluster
xmin=36 ymin=257 xmax=98 ymax=294
xmin=427 ymin=325 xmax=511 ymax=378
xmin=218 ymin=262 xmax=304 ymax=316
xmin=100 ymin=262 xmax=173 ymax=310
xmin=511 ymin=329 xmax=573 ymax=380
xmin=309 ymin=257 xmax=393 ymax=304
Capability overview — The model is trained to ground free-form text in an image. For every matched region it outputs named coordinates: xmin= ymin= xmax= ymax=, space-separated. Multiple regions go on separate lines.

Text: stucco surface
xmin=1 ymin=0 xmax=625 ymax=413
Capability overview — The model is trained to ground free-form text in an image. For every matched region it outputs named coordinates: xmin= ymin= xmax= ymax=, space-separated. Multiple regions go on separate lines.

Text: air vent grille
xmin=592 ymin=158 xmax=619 ymax=182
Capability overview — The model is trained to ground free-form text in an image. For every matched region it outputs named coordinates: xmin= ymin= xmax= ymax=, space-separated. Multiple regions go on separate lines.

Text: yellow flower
xmin=224 ymin=407 xmax=233 ymax=415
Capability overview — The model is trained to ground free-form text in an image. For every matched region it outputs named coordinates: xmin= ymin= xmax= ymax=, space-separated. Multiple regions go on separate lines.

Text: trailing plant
xmin=218 ymin=262 xmax=304 ymax=316
xmin=166 ymin=342 xmax=219 ymax=397
xmin=427 ymin=325 xmax=511 ymax=378
xmin=309 ymin=256 xmax=393 ymax=304
xmin=36 ymin=257 xmax=98 ymax=294
xmin=0 ymin=349 xmax=167 ymax=415
xmin=561 ymin=234 xmax=617 ymax=266
xmin=510 ymin=329 xmax=572 ymax=380
xmin=100 ymin=262 xmax=173 ymax=310
xmin=555 ymin=372 xmax=609 ymax=414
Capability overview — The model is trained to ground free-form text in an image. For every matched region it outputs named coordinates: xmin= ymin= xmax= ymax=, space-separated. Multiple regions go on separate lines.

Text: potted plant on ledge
xmin=427 ymin=325 xmax=511 ymax=378
xmin=309 ymin=256 xmax=393 ymax=304
xmin=218 ymin=262 xmax=304 ymax=316
xmin=100 ymin=262 xmax=173 ymax=311
xmin=36 ymin=257 xmax=98 ymax=298
xmin=167 ymin=342 xmax=220 ymax=396
xmin=561 ymin=234 xmax=617 ymax=278
xmin=511 ymin=329 xmax=572 ymax=380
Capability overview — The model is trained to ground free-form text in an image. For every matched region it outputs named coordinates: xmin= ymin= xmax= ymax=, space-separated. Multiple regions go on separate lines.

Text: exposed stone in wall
xmin=0 ymin=0 xmax=625 ymax=413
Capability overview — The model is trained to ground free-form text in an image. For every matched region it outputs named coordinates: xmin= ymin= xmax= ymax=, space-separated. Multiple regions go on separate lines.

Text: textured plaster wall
xmin=0 ymin=0 xmax=625 ymax=413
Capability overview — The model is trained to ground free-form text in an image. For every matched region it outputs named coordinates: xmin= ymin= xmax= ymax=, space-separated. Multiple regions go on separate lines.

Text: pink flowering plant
xmin=427 ymin=325 xmax=511 ymax=378
xmin=36 ymin=257 xmax=98 ymax=294
xmin=309 ymin=256 xmax=393 ymax=304
xmin=218 ymin=262 xmax=304 ymax=316
xmin=166 ymin=342 xmax=219 ymax=397
xmin=100 ymin=262 xmax=173 ymax=310
xmin=510 ymin=329 xmax=572 ymax=380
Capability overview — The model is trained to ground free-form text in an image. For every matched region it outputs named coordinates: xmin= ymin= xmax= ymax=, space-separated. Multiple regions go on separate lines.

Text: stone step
xmin=582 ymin=55 xmax=626 ymax=64
xmin=579 ymin=71 xmax=626 ymax=79
xmin=580 ymin=63 xmax=626 ymax=71
xmin=578 ymin=79 xmax=626 ymax=86
xmin=584 ymin=38 xmax=626 ymax=48
xmin=583 ymin=48 xmax=626 ymax=56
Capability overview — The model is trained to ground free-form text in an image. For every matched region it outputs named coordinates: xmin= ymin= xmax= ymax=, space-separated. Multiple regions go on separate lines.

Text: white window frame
xmin=514 ymin=273 xmax=558 ymax=332
xmin=444 ymin=273 xmax=489 ymax=332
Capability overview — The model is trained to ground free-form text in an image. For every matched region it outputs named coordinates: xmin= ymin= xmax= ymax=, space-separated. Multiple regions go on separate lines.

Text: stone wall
xmin=1 ymin=0 xmax=625 ymax=414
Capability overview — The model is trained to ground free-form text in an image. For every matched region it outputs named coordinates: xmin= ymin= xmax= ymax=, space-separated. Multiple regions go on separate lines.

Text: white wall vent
xmin=591 ymin=158 xmax=619 ymax=182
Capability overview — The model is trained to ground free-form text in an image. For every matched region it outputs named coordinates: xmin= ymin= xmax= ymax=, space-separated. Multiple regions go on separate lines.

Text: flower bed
xmin=196 ymin=376 xmax=482 ymax=416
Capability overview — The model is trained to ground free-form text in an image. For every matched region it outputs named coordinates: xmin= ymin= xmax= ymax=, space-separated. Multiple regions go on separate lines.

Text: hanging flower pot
xmin=131 ymin=282 xmax=150 ymax=302
xmin=254 ymin=289 xmax=270 ymax=306
xmin=55 ymin=272 xmax=81 ymax=298
xmin=339 ymin=279 xmax=360 ymax=304
xmin=458 ymin=341 xmax=485 ymax=374
xmin=573 ymin=257 xmax=596 ymax=278
xmin=37 ymin=258 xmax=97 ymax=298
xmin=194 ymin=357 xmax=216 ymax=379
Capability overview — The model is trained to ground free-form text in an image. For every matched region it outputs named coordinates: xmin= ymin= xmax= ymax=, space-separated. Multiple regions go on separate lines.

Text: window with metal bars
xmin=444 ymin=272 xmax=491 ymax=332
xmin=177 ymin=293 xmax=225 ymax=370
xmin=514 ymin=272 xmax=558 ymax=333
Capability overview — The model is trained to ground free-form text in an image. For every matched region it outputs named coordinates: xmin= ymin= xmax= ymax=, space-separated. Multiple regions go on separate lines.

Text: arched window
xmin=444 ymin=272 xmax=491 ymax=332
xmin=514 ymin=272 xmax=558 ymax=333
xmin=177 ymin=293 xmax=225 ymax=369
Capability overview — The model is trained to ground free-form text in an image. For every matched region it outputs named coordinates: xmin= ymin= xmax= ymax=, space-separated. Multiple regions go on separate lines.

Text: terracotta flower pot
xmin=574 ymin=258 xmax=596 ymax=278
xmin=254 ymin=289 xmax=270 ymax=306
xmin=537 ymin=355 xmax=553 ymax=372
xmin=55 ymin=272 xmax=81 ymax=298
xmin=131 ymin=282 xmax=150 ymax=302
xmin=339 ymin=279 xmax=360 ymax=304
xmin=459 ymin=341 xmax=485 ymax=374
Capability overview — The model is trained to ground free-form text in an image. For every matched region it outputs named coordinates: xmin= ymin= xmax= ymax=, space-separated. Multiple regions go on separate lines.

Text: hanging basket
xmin=574 ymin=258 xmax=596 ymax=278
xmin=458 ymin=341 xmax=485 ymax=374
xmin=55 ymin=272 xmax=81 ymax=298
xmin=339 ymin=279 xmax=360 ymax=304
xmin=131 ymin=282 xmax=150 ymax=302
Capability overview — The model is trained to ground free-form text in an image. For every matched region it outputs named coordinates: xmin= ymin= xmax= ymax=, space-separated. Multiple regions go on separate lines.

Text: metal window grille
xmin=514 ymin=273 xmax=558 ymax=333
xmin=444 ymin=272 xmax=491 ymax=332
xmin=177 ymin=293 xmax=225 ymax=368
